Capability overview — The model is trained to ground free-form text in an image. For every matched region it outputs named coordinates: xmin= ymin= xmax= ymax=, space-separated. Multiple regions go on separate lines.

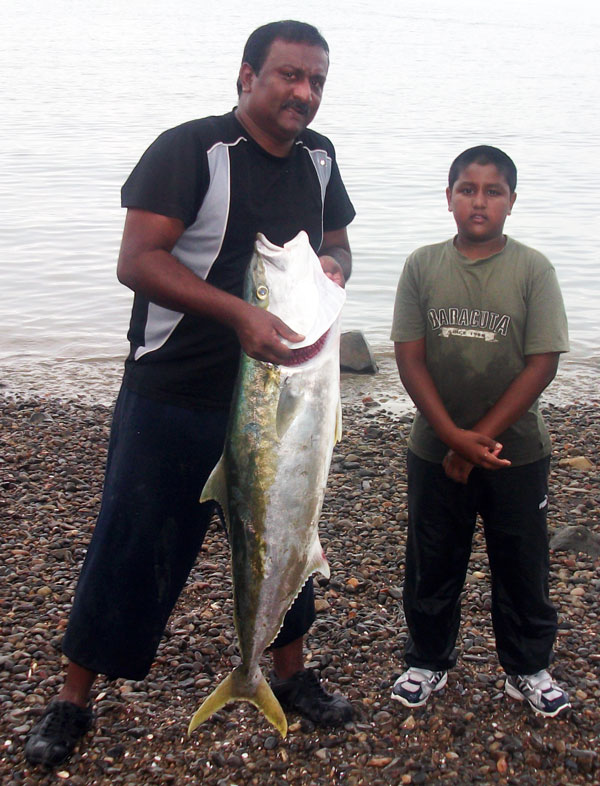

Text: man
xmin=25 ymin=20 xmax=355 ymax=767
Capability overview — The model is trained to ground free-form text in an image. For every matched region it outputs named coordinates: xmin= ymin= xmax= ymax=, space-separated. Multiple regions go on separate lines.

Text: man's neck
xmin=234 ymin=108 xmax=294 ymax=158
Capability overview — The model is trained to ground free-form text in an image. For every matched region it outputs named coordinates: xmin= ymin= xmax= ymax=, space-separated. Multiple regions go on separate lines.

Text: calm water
xmin=2 ymin=0 xmax=599 ymax=404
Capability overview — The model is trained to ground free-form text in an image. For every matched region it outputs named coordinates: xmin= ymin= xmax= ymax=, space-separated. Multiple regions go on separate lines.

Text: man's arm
xmin=394 ymin=338 xmax=510 ymax=469
xmin=318 ymin=227 xmax=352 ymax=286
xmin=117 ymin=208 xmax=303 ymax=364
xmin=443 ymin=352 xmax=560 ymax=483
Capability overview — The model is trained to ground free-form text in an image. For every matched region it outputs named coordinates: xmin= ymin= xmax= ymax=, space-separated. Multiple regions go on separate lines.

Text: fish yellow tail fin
xmin=187 ymin=667 xmax=288 ymax=738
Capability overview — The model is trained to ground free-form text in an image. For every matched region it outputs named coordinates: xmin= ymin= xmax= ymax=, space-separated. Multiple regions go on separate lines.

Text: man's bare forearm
xmin=118 ymin=245 xmax=249 ymax=327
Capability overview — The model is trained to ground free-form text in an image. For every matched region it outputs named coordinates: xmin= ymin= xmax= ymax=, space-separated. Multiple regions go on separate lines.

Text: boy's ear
xmin=238 ymin=62 xmax=255 ymax=94
xmin=446 ymin=186 xmax=452 ymax=211
xmin=508 ymin=192 xmax=517 ymax=214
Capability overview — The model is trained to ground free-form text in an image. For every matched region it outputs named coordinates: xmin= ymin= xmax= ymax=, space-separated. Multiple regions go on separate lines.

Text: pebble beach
xmin=1 ymin=386 xmax=599 ymax=786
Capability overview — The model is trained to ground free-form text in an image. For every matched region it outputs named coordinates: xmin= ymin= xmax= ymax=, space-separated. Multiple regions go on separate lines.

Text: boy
xmin=390 ymin=145 xmax=570 ymax=717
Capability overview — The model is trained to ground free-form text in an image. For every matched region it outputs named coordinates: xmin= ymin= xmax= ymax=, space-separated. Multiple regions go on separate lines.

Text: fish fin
xmin=200 ymin=457 xmax=229 ymax=527
xmin=187 ymin=667 xmax=287 ymax=738
xmin=254 ymin=675 xmax=288 ymax=738
xmin=276 ymin=380 xmax=303 ymax=438
xmin=306 ymin=537 xmax=330 ymax=580
xmin=188 ymin=672 xmax=235 ymax=735
xmin=334 ymin=395 xmax=343 ymax=443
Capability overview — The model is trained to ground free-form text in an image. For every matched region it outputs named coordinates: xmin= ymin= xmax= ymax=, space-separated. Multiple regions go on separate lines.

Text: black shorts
xmin=62 ymin=385 xmax=315 ymax=680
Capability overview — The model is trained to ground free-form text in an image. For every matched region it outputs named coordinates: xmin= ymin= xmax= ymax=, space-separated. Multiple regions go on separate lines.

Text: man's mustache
xmin=282 ymin=100 xmax=309 ymax=115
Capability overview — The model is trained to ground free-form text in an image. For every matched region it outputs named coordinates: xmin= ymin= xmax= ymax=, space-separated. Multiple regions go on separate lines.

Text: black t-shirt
xmin=120 ymin=111 xmax=355 ymax=409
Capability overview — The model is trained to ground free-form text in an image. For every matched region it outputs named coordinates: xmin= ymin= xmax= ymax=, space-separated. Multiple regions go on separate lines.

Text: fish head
xmin=246 ymin=231 xmax=346 ymax=363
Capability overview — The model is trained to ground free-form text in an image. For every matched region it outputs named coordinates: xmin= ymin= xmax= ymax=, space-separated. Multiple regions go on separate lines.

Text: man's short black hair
xmin=236 ymin=20 xmax=329 ymax=95
xmin=449 ymin=145 xmax=517 ymax=193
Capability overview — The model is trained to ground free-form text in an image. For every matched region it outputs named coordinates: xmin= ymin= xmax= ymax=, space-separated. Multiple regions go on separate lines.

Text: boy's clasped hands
xmin=442 ymin=429 xmax=511 ymax=484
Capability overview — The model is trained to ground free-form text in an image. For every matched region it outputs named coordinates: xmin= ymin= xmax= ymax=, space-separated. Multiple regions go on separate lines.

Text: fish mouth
xmin=283 ymin=328 xmax=330 ymax=366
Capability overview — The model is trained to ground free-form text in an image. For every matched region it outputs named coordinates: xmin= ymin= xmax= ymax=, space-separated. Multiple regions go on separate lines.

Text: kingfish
xmin=187 ymin=230 xmax=345 ymax=738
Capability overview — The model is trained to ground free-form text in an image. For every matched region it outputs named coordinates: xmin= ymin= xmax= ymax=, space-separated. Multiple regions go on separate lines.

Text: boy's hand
xmin=450 ymin=429 xmax=511 ymax=471
xmin=442 ymin=450 xmax=474 ymax=484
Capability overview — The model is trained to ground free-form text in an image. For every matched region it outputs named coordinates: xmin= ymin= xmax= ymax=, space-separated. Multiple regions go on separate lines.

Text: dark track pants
xmin=403 ymin=450 xmax=557 ymax=675
xmin=62 ymin=386 xmax=315 ymax=680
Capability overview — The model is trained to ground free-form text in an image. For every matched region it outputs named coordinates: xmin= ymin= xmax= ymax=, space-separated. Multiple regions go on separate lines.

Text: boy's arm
xmin=443 ymin=351 xmax=560 ymax=483
xmin=394 ymin=339 xmax=511 ymax=470
xmin=473 ymin=351 xmax=559 ymax=437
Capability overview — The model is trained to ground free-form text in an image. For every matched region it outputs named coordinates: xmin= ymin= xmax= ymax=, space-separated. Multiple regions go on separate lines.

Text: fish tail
xmin=187 ymin=667 xmax=288 ymax=738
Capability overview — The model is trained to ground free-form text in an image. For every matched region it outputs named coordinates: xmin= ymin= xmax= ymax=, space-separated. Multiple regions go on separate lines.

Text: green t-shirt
xmin=391 ymin=237 xmax=569 ymax=465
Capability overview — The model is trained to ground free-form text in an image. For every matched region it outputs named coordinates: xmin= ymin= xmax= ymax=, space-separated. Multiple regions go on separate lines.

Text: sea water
xmin=1 ymin=0 xmax=598 ymax=404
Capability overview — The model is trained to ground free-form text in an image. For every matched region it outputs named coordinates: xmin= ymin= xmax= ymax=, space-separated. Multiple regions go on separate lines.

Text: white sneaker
xmin=505 ymin=670 xmax=570 ymax=717
xmin=391 ymin=667 xmax=448 ymax=708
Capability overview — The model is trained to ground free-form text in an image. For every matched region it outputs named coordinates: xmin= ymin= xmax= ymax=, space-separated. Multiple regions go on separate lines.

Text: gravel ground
xmin=1 ymin=391 xmax=598 ymax=786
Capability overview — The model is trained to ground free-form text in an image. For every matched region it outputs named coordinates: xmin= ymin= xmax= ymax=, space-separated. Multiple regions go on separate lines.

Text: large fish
xmin=188 ymin=230 xmax=345 ymax=738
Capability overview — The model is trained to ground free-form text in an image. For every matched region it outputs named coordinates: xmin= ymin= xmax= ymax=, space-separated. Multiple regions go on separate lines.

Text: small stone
xmin=496 ymin=755 xmax=508 ymax=774
xmin=571 ymin=749 xmax=596 ymax=773
xmin=368 ymin=757 xmax=392 ymax=767
xmin=373 ymin=710 xmax=392 ymax=722
xmin=559 ymin=456 xmax=594 ymax=470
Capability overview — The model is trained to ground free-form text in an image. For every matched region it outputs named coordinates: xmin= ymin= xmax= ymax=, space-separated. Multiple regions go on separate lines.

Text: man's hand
xmin=449 ymin=429 xmax=511 ymax=471
xmin=233 ymin=303 xmax=304 ymax=364
xmin=318 ymin=227 xmax=351 ymax=283
xmin=319 ymin=254 xmax=345 ymax=287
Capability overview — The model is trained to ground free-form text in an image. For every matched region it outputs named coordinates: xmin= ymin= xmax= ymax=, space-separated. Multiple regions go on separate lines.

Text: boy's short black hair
xmin=236 ymin=21 xmax=329 ymax=95
xmin=449 ymin=145 xmax=517 ymax=193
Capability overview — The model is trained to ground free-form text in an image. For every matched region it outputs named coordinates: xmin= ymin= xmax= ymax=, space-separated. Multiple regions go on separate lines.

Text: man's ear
xmin=238 ymin=62 xmax=255 ymax=94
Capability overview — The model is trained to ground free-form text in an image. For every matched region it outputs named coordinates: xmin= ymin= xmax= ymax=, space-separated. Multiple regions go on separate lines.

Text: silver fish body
xmin=188 ymin=231 xmax=344 ymax=737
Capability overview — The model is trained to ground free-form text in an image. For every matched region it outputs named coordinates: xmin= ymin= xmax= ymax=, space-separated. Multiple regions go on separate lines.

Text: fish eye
xmin=256 ymin=284 xmax=268 ymax=300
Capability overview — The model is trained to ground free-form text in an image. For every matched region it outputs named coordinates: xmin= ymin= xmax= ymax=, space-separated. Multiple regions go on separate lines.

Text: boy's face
xmin=446 ymin=163 xmax=516 ymax=245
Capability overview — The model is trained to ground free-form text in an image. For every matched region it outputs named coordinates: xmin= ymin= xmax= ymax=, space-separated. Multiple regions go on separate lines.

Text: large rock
xmin=550 ymin=526 xmax=600 ymax=558
xmin=340 ymin=331 xmax=378 ymax=374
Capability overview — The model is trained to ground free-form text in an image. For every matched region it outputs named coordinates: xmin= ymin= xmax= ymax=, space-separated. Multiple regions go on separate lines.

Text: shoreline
xmin=1 ymin=347 xmax=599 ymax=415
xmin=1 ymin=392 xmax=599 ymax=784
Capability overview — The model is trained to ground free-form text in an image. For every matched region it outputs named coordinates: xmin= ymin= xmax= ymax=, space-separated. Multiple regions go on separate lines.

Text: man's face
xmin=239 ymin=39 xmax=329 ymax=146
xmin=446 ymin=163 xmax=517 ymax=245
